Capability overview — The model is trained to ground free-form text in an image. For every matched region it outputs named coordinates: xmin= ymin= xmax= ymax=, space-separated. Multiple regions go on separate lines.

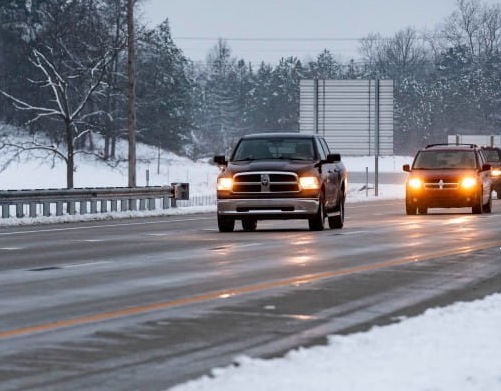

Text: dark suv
xmin=403 ymin=144 xmax=493 ymax=215
xmin=481 ymin=146 xmax=501 ymax=199
xmin=214 ymin=133 xmax=347 ymax=232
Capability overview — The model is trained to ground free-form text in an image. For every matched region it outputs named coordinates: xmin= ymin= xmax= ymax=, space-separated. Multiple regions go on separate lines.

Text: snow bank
xmin=169 ymin=293 xmax=501 ymax=391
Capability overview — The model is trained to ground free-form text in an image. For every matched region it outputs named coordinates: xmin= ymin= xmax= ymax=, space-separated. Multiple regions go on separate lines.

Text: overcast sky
xmin=140 ymin=0 xmax=500 ymax=65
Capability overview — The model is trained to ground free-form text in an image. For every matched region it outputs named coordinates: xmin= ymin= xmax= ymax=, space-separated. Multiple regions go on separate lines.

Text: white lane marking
xmin=341 ymin=230 xmax=369 ymax=235
xmin=62 ymin=261 xmax=110 ymax=269
xmin=0 ymin=247 xmax=22 ymax=251
xmin=0 ymin=217 xmax=213 ymax=237
xmin=147 ymin=233 xmax=171 ymax=237
xmin=346 ymin=203 xmax=400 ymax=209
xmin=82 ymin=239 xmax=105 ymax=243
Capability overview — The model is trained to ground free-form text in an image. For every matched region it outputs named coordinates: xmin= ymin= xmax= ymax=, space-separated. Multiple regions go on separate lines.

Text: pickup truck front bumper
xmin=217 ymin=198 xmax=319 ymax=219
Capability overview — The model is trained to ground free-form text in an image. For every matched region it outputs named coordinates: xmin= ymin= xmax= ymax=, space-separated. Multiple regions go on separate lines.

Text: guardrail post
xmin=111 ymin=200 xmax=118 ymax=212
xmin=139 ymin=199 xmax=146 ymax=211
xmin=171 ymin=198 xmax=177 ymax=208
xmin=2 ymin=204 xmax=9 ymax=218
xmin=148 ymin=198 xmax=155 ymax=210
xmin=43 ymin=202 xmax=50 ymax=217
xmin=129 ymin=199 xmax=137 ymax=211
xmin=80 ymin=200 xmax=87 ymax=215
xmin=120 ymin=199 xmax=128 ymax=211
xmin=68 ymin=201 xmax=76 ymax=215
xmin=100 ymin=200 xmax=107 ymax=213
xmin=16 ymin=203 xmax=24 ymax=218
xmin=91 ymin=200 xmax=98 ymax=214
xmin=56 ymin=201 xmax=63 ymax=216
xmin=29 ymin=202 xmax=37 ymax=218
xmin=162 ymin=196 xmax=169 ymax=209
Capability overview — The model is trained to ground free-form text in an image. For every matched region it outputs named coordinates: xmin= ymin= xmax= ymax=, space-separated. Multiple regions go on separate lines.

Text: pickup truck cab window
xmin=232 ymin=138 xmax=316 ymax=161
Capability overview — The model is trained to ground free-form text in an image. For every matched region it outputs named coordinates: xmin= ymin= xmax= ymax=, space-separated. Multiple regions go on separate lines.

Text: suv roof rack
xmin=425 ymin=143 xmax=477 ymax=149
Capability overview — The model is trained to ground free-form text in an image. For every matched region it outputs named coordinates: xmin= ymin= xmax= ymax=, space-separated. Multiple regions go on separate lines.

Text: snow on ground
xmin=169 ymin=293 xmax=501 ymax=391
xmin=0 ymin=126 xmax=408 ymax=225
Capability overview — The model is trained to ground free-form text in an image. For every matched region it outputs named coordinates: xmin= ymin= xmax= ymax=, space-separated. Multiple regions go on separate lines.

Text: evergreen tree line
xmin=1 ymin=0 xmax=501 ymax=159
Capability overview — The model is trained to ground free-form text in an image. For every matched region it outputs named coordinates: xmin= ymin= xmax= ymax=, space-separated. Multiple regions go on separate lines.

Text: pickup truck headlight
xmin=461 ymin=177 xmax=477 ymax=189
xmin=492 ymin=169 xmax=501 ymax=177
xmin=217 ymin=177 xmax=233 ymax=191
xmin=299 ymin=176 xmax=321 ymax=190
xmin=408 ymin=178 xmax=422 ymax=190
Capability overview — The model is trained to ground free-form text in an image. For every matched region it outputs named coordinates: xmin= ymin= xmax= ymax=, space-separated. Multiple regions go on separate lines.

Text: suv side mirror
xmin=326 ymin=153 xmax=341 ymax=163
xmin=482 ymin=163 xmax=491 ymax=171
xmin=213 ymin=155 xmax=227 ymax=165
xmin=403 ymin=164 xmax=410 ymax=172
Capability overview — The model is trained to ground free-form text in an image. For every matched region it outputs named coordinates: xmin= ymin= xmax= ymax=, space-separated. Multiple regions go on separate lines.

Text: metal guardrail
xmin=0 ymin=183 xmax=189 ymax=219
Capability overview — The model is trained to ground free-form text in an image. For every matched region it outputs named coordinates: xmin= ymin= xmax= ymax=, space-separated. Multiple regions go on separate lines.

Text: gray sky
xmin=140 ymin=0 xmax=499 ymax=65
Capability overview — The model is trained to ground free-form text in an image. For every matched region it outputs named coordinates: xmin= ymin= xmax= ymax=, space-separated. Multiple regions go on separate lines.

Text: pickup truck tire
xmin=218 ymin=216 xmax=235 ymax=232
xmin=308 ymin=195 xmax=325 ymax=231
xmin=328 ymin=194 xmax=344 ymax=229
xmin=482 ymin=192 xmax=492 ymax=213
xmin=242 ymin=218 xmax=257 ymax=232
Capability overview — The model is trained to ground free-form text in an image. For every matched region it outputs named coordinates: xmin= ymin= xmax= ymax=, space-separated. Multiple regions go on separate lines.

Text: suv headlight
xmin=461 ymin=177 xmax=477 ymax=189
xmin=492 ymin=168 xmax=501 ymax=177
xmin=299 ymin=176 xmax=321 ymax=190
xmin=217 ymin=177 xmax=233 ymax=191
xmin=408 ymin=178 xmax=422 ymax=190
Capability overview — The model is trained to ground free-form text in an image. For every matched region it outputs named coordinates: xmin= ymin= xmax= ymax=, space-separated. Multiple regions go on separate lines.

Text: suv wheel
xmin=218 ymin=216 xmax=235 ymax=232
xmin=242 ymin=218 xmax=257 ymax=232
xmin=482 ymin=191 xmax=492 ymax=213
xmin=308 ymin=195 xmax=325 ymax=231
xmin=418 ymin=207 xmax=428 ymax=215
xmin=328 ymin=193 xmax=345 ymax=229
xmin=472 ymin=191 xmax=483 ymax=214
xmin=405 ymin=197 xmax=417 ymax=215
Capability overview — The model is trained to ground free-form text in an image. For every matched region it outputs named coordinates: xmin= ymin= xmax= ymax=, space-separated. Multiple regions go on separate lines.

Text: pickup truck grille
xmin=233 ymin=172 xmax=299 ymax=193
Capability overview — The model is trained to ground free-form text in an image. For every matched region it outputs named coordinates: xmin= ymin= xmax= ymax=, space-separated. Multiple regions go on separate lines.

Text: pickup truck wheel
xmin=482 ymin=191 xmax=492 ymax=213
xmin=497 ymin=190 xmax=501 ymax=200
xmin=217 ymin=216 xmax=235 ymax=232
xmin=242 ymin=218 xmax=257 ymax=232
xmin=308 ymin=196 xmax=325 ymax=231
xmin=328 ymin=194 xmax=344 ymax=229
xmin=472 ymin=190 xmax=483 ymax=214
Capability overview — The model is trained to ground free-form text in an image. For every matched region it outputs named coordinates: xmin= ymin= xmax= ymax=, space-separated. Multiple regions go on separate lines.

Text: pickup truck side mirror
xmin=403 ymin=164 xmax=411 ymax=172
xmin=213 ymin=155 xmax=227 ymax=165
xmin=481 ymin=163 xmax=491 ymax=171
xmin=326 ymin=153 xmax=341 ymax=163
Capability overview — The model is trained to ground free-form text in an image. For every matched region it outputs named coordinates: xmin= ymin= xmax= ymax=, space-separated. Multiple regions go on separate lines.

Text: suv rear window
xmin=232 ymin=138 xmax=316 ymax=161
xmin=413 ymin=150 xmax=477 ymax=169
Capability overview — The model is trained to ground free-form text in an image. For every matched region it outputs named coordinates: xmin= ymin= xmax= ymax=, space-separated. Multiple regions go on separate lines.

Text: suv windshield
xmin=413 ymin=150 xmax=477 ymax=169
xmin=483 ymin=149 xmax=501 ymax=163
xmin=232 ymin=138 xmax=316 ymax=161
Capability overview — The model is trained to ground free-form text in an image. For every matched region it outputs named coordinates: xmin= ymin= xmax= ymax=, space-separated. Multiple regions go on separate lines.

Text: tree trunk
xmin=127 ymin=0 xmax=136 ymax=187
xmin=65 ymin=120 xmax=74 ymax=189
xmin=104 ymin=134 xmax=110 ymax=160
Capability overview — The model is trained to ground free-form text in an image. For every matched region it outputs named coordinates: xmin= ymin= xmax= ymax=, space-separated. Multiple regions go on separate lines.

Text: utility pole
xmin=127 ymin=0 xmax=136 ymax=188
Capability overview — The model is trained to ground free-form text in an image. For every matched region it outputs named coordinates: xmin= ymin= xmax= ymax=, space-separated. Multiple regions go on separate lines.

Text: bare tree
xmin=0 ymin=47 xmax=117 ymax=188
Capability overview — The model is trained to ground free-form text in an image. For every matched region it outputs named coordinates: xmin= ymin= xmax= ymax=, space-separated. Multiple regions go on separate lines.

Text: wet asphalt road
xmin=0 ymin=199 xmax=500 ymax=390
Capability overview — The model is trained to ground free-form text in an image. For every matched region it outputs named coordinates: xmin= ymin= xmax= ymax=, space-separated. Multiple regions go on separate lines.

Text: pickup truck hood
xmin=224 ymin=160 xmax=317 ymax=176
xmin=410 ymin=169 xmax=478 ymax=182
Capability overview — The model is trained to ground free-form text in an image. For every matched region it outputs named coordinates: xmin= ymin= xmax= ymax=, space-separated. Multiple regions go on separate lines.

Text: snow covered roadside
xmin=169 ymin=293 xmax=501 ymax=391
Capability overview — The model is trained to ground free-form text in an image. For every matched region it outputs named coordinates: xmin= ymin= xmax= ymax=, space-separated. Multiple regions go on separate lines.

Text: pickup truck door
xmin=316 ymin=138 xmax=339 ymax=209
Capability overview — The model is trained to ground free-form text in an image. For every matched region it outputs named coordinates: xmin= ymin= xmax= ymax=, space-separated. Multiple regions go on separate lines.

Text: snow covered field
xmin=0 ymin=126 xmax=409 ymax=225
xmin=169 ymin=293 xmax=501 ymax=391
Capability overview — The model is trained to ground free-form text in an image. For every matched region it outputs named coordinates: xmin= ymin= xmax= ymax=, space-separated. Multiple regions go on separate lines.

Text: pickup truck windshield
xmin=232 ymin=138 xmax=316 ymax=161
xmin=413 ymin=150 xmax=477 ymax=169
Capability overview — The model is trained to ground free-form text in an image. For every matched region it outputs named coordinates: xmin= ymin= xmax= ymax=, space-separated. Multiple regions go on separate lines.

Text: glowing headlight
xmin=299 ymin=176 xmax=321 ymax=190
xmin=408 ymin=178 xmax=422 ymax=190
xmin=492 ymin=169 xmax=501 ymax=177
xmin=461 ymin=177 xmax=477 ymax=189
xmin=217 ymin=177 xmax=233 ymax=191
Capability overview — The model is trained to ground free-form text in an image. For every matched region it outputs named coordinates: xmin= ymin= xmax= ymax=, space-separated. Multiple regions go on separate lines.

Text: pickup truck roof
xmin=242 ymin=133 xmax=315 ymax=139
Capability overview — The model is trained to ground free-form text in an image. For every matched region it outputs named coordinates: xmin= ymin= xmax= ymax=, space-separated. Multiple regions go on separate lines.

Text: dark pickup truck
xmin=213 ymin=133 xmax=348 ymax=232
